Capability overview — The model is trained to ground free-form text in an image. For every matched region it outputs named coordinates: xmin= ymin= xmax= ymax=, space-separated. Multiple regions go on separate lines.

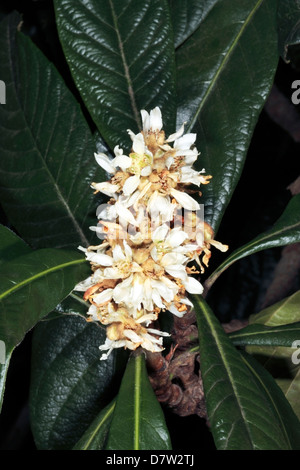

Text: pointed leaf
xmin=73 ymin=400 xmax=116 ymax=450
xmin=106 ymin=353 xmax=171 ymax=450
xmin=0 ymin=13 xmax=105 ymax=249
xmin=0 ymin=248 xmax=89 ymax=351
xmin=176 ymin=0 xmax=278 ymax=232
xmin=241 ymin=352 xmax=300 ymax=449
xmin=194 ymin=295 xmax=296 ymax=449
xmin=30 ymin=314 xmax=122 ymax=450
xmin=54 ymin=0 xmax=176 ymax=151
xmin=205 ymin=195 xmax=300 ymax=292
xmin=229 ymin=321 xmax=300 ymax=347
xmin=248 ymin=291 xmax=300 ymax=420
xmin=249 ymin=290 xmax=300 ymax=326
xmin=168 ymin=0 xmax=219 ymax=48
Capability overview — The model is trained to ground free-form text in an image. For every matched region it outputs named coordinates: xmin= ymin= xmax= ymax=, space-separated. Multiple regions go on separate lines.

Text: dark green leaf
xmin=194 ymin=295 xmax=295 ymax=449
xmin=168 ymin=0 xmax=219 ymax=48
xmin=0 ymin=13 xmax=105 ymax=249
xmin=241 ymin=352 xmax=300 ymax=449
xmin=54 ymin=0 xmax=176 ymax=151
xmin=249 ymin=290 xmax=300 ymax=327
xmin=205 ymin=195 xmax=300 ymax=292
xmin=248 ymin=291 xmax=300 ymax=420
xmin=0 ymin=225 xmax=31 ymax=411
xmin=277 ymin=0 xmax=300 ymax=62
xmin=106 ymin=353 xmax=172 ymax=450
xmin=73 ymin=399 xmax=116 ymax=450
xmin=0 ymin=248 xmax=89 ymax=350
xmin=30 ymin=315 xmax=121 ymax=450
xmin=176 ymin=0 xmax=278 ymax=232
xmin=229 ymin=321 xmax=300 ymax=347
xmin=0 ymin=225 xmax=31 ymax=265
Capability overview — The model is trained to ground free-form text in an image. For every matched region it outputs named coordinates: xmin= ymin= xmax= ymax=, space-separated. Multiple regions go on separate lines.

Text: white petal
xmin=93 ymin=288 xmax=113 ymax=305
xmin=113 ymin=244 xmax=125 ymax=262
xmin=123 ymin=240 xmax=133 ymax=259
xmin=112 ymin=154 xmax=132 ymax=171
xmin=85 ymin=252 xmax=113 ymax=266
xmin=123 ymin=329 xmax=142 ymax=343
xmin=174 ymin=133 xmax=196 ymax=150
xmin=165 ymin=156 xmax=174 ymax=169
xmin=166 ymin=228 xmax=188 ymax=247
xmin=113 ymin=145 xmax=123 ymax=157
xmin=170 ymin=188 xmax=200 ymax=210
xmin=132 ymin=133 xmax=145 ymax=155
xmin=141 ymin=165 xmax=152 ymax=176
xmin=161 ymin=252 xmax=188 ymax=267
xmin=149 ymin=106 xmax=162 ymax=131
xmin=141 ymin=109 xmax=150 ymax=132
xmin=165 ymin=264 xmax=187 ymax=281
xmin=91 ymin=182 xmax=119 ymax=197
xmin=152 ymin=223 xmax=169 ymax=243
xmin=123 ymin=174 xmax=140 ymax=196
xmin=74 ymin=276 xmax=93 ymax=291
xmin=150 ymin=246 xmax=158 ymax=262
xmin=166 ymin=122 xmax=186 ymax=142
xmin=103 ymin=267 xmax=123 ymax=279
xmin=115 ymin=201 xmax=138 ymax=226
xmin=94 ymin=153 xmax=115 ymax=174
xmin=168 ymin=304 xmax=186 ymax=318
xmin=183 ymin=276 xmax=204 ymax=294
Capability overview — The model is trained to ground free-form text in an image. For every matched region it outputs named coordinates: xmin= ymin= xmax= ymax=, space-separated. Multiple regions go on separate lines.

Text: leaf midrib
xmin=81 ymin=402 xmax=115 ymax=450
xmin=241 ymin=355 xmax=292 ymax=449
xmin=134 ymin=354 xmax=142 ymax=450
xmin=0 ymin=257 xmax=85 ymax=300
xmin=187 ymin=0 xmax=264 ymax=132
xmin=10 ymin=32 xmax=89 ymax=247
xmin=199 ymin=298 xmax=253 ymax=448
xmin=109 ymin=0 xmax=141 ymax=131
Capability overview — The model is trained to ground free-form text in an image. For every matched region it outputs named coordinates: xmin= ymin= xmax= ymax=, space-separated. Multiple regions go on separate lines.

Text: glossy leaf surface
xmin=54 ymin=0 xmax=176 ymax=151
xmin=176 ymin=0 xmax=278 ymax=232
xmin=0 ymin=13 xmax=105 ymax=249
xmin=194 ymin=295 xmax=296 ymax=449
xmin=106 ymin=353 xmax=171 ymax=450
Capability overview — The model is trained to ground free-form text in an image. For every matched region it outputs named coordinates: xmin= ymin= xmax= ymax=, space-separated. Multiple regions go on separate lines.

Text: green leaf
xmin=241 ymin=352 xmax=300 ymax=449
xmin=0 ymin=225 xmax=32 ymax=412
xmin=0 ymin=225 xmax=31 ymax=265
xmin=73 ymin=400 xmax=116 ymax=450
xmin=54 ymin=0 xmax=176 ymax=151
xmin=0 ymin=248 xmax=89 ymax=350
xmin=277 ymin=0 xmax=300 ymax=62
xmin=229 ymin=321 xmax=300 ymax=347
xmin=106 ymin=353 xmax=172 ymax=450
xmin=194 ymin=295 xmax=296 ymax=449
xmin=30 ymin=314 xmax=122 ymax=450
xmin=205 ymin=195 xmax=300 ymax=292
xmin=249 ymin=290 xmax=300 ymax=326
xmin=168 ymin=0 xmax=219 ymax=48
xmin=176 ymin=0 xmax=278 ymax=232
xmin=0 ymin=13 xmax=105 ymax=249
xmin=248 ymin=291 xmax=300 ymax=420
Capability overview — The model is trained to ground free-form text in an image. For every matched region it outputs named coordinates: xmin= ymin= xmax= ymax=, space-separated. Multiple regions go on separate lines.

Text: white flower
xmin=141 ymin=106 xmax=163 ymax=133
xmin=99 ymin=327 xmax=169 ymax=360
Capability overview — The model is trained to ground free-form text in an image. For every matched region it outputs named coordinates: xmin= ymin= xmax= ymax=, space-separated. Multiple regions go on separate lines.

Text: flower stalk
xmin=74 ymin=107 xmax=228 ymax=359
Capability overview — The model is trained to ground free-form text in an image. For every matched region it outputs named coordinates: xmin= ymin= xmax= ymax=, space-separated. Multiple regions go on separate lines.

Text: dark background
xmin=0 ymin=0 xmax=299 ymax=450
